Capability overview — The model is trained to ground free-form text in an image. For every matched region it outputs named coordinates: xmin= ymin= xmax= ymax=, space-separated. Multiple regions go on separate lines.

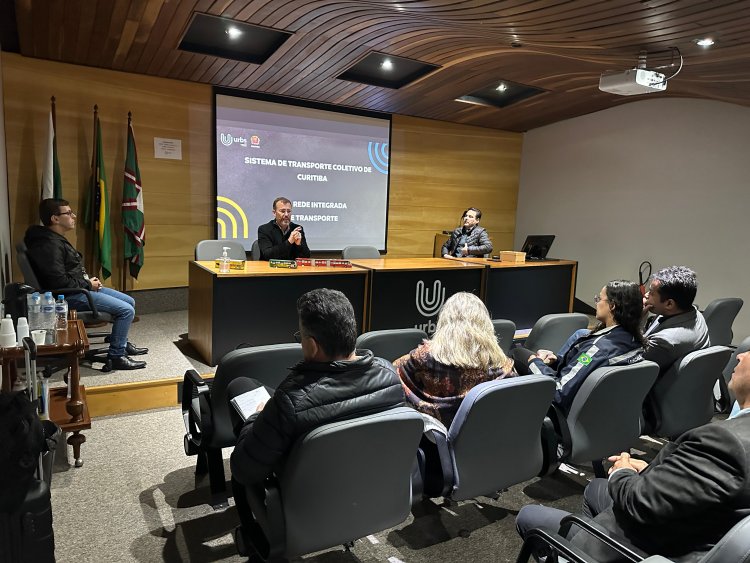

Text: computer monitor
xmin=521 ymin=235 xmax=555 ymax=260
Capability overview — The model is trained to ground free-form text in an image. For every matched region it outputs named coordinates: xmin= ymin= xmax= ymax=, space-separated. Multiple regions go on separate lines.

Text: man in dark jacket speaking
xmin=24 ymin=198 xmax=147 ymax=370
xmin=228 ymin=288 xmax=405 ymax=554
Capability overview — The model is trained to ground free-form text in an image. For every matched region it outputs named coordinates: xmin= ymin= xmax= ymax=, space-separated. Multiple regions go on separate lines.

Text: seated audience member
xmin=642 ymin=265 xmax=710 ymax=373
xmin=257 ymin=196 xmax=311 ymax=260
xmin=24 ymin=198 xmax=147 ymax=371
xmin=441 ymin=207 xmax=492 ymax=258
xmin=511 ymin=280 xmax=644 ymax=414
xmin=228 ymin=288 xmax=405 ymax=554
xmin=393 ymin=292 xmax=516 ymax=428
xmin=516 ymin=349 xmax=750 ymax=563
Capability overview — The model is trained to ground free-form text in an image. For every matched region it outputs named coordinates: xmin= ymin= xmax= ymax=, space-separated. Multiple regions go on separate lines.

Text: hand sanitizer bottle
xmin=219 ymin=247 xmax=231 ymax=273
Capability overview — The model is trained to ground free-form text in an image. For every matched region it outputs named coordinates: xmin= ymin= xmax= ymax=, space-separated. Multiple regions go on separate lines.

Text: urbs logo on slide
xmin=220 ymin=132 xmax=248 ymax=147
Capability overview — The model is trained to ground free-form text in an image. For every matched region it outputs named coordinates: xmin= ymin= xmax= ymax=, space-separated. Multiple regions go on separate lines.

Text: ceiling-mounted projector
xmin=599 ymin=68 xmax=667 ymax=96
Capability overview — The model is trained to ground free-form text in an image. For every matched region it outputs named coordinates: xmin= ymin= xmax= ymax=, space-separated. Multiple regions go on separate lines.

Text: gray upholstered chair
xmin=418 ymin=376 xmax=555 ymax=502
xmin=550 ymin=361 xmax=660 ymax=477
xmin=194 ymin=239 xmax=246 ymax=261
xmin=492 ymin=318 xmax=517 ymax=353
xmin=239 ymin=407 xmax=424 ymax=561
xmin=250 ymin=239 xmax=261 ymax=261
xmin=181 ymin=343 xmax=303 ymax=508
xmin=717 ymin=336 xmax=750 ymax=411
xmin=341 ymin=245 xmax=380 ymax=259
xmin=524 ymin=313 xmax=589 ymax=353
xmin=355 ymin=328 xmax=428 ymax=362
xmin=703 ymin=297 xmax=744 ymax=347
xmin=644 ymin=346 xmax=733 ymax=440
xmin=518 ymin=513 xmax=750 ymax=563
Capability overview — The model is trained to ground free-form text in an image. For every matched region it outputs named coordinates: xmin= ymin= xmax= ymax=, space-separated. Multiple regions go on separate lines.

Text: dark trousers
xmin=226 ymin=377 xmax=275 ymax=557
xmin=515 ymin=478 xmax=612 ymax=539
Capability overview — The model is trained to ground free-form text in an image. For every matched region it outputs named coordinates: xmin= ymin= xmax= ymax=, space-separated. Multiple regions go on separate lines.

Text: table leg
xmin=68 ymin=430 xmax=86 ymax=468
xmin=66 ymin=358 xmax=84 ymax=423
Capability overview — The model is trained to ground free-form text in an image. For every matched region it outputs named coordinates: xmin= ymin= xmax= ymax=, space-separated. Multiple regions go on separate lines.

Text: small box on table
xmin=500 ymin=251 xmax=526 ymax=263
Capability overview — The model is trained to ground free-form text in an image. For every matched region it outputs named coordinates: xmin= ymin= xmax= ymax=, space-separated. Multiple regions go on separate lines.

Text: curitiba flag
xmin=41 ymin=96 xmax=62 ymax=200
xmin=122 ymin=116 xmax=145 ymax=278
xmin=84 ymin=113 xmax=112 ymax=280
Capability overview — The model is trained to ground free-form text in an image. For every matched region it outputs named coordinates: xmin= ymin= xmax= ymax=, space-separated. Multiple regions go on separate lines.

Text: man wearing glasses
xmin=227 ymin=288 xmax=405 ymax=557
xmin=642 ymin=265 xmax=710 ymax=373
xmin=23 ymin=198 xmax=148 ymax=370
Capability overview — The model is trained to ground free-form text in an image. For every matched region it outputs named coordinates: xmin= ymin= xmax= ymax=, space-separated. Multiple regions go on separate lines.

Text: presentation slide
xmin=215 ymin=94 xmax=391 ymax=252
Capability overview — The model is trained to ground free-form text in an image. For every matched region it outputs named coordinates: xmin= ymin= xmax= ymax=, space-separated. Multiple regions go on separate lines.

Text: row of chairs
xmin=181 ymin=317 xmax=739 ymax=509
xmin=182 ymin=348 xmax=732 ymax=562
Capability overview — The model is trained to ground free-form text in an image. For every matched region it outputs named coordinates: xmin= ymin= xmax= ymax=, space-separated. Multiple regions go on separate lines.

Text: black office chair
xmin=182 ymin=344 xmax=303 ymax=508
xmin=416 ymin=376 xmax=556 ymax=502
xmin=643 ymin=346 xmax=733 ymax=440
xmin=355 ymin=328 xmax=428 ymax=362
xmin=238 ymin=407 xmax=424 ymax=561
xmin=492 ymin=318 xmax=517 ymax=353
xmin=517 ymin=513 xmax=750 ymax=563
xmin=543 ymin=361 xmax=660 ymax=477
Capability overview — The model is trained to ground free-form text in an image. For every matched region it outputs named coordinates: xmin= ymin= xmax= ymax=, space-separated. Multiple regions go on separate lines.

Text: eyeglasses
xmin=594 ymin=294 xmax=609 ymax=304
xmin=56 ymin=211 xmax=76 ymax=216
xmin=293 ymin=330 xmax=302 ymax=343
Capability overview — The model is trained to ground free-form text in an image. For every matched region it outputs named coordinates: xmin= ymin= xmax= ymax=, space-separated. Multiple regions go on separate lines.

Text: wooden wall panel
xmin=2 ymin=52 xmax=212 ymax=290
xmin=387 ymin=115 xmax=522 ymax=257
xmin=3 ymin=55 xmax=522 ymax=288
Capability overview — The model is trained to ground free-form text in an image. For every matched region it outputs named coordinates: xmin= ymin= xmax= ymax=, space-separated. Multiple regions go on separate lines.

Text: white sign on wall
xmin=154 ymin=137 xmax=182 ymax=160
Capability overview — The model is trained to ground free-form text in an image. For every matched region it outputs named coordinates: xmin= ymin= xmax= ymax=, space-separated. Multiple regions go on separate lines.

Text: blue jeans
xmin=66 ymin=287 xmax=135 ymax=358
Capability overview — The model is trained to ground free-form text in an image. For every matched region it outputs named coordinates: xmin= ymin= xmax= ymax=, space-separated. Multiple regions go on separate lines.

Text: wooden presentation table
xmin=0 ymin=316 xmax=91 ymax=467
xmin=347 ymin=258 xmax=485 ymax=332
xmin=451 ymin=257 xmax=578 ymax=330
xmin=188 ymin=260 xmax=369 ymax=365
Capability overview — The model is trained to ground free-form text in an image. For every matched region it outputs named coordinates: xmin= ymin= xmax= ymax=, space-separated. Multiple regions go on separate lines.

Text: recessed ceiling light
xmin=695 ymin=38 xmax=715 ymax=47
xmin=226 ymin=26 xmax=242 ymax=40
xmin=496 ymin=83 xmax=508 ymax=92
xmin=381 ymin=59 xmax=393 ymax=71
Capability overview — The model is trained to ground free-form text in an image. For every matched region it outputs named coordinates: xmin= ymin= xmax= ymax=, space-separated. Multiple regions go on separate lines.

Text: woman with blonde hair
xmin=393 ymin=291 xmax=516 ymax=428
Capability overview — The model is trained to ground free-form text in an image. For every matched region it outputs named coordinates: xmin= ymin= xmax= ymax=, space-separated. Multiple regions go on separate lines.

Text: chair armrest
xmin=516 ymin=527 xmax=593 ymax=563
xmin=538 ymin=416 xmax=561 ymax=477
xmin=547 ymin=404 xmax=573 ymax=460
xmin=423 ymin=428 xmax=454 ymax=498
xmin=259 ymin=476 xmax=286 ymax=560
xmin=559 ymin=515 xmax=646 ymax=562
xmin=181 ymin=369 xmax=212 ymax=447
xmin=51 ymin=287 xmax=101 ymax=317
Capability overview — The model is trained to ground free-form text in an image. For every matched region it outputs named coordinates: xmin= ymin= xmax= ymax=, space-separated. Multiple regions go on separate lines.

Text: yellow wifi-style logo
xmin=216 ymin=196 xmax=249 ymax=239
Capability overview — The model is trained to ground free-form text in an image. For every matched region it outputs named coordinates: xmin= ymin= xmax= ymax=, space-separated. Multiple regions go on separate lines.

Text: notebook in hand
xmin=230 ymin=387 xmax=272 ymax=421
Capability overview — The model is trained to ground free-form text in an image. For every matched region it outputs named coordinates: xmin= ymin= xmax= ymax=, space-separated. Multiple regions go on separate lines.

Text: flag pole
xmin=88 ymin=104 xmax=99 ymax=277
xmin=121 ymin=111 xmax=132 ymax=293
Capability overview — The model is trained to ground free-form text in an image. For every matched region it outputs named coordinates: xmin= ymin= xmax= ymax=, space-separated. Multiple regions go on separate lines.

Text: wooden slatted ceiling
xmin=11 ymin=0 xmax=750 ymax=132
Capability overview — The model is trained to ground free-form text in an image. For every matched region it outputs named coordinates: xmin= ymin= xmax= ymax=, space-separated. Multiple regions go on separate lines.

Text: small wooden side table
xmin=0 ymin=312 xmax=91 ymax=467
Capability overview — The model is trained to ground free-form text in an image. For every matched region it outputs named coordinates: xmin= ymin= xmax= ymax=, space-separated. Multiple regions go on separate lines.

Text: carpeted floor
xmin=47 ymin=310 xmax=216 ymax=389
xmin=48 ymin=406 xmax=667 ymax=563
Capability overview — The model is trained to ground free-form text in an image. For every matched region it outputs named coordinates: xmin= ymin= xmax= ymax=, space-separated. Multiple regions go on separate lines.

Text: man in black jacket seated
xmin=516 ymin=350 xmax=750 ymax=562
xmin=24 ymin=198 xmax=147 ymax=370
xmin=228 ymin=288 xmax=405 ymax=554
xmin=257 ymin=196 xmax=311 ymax=260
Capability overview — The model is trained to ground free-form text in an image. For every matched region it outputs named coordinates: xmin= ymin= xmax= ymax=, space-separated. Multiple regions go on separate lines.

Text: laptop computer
xmin=521 ymin=235 xmax=557 ymax=261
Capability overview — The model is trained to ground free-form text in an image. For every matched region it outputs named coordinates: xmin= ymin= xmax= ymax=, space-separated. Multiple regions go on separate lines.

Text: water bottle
xmin=27 ymin=292 xmax=42 ymax=331
xmin=41 ymin=292 xmax=56 ymax=341
xmin=55 ymin=295 xmax=68 ymax=331
xmin=219 ymin=246 xmax=231 ymax=273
